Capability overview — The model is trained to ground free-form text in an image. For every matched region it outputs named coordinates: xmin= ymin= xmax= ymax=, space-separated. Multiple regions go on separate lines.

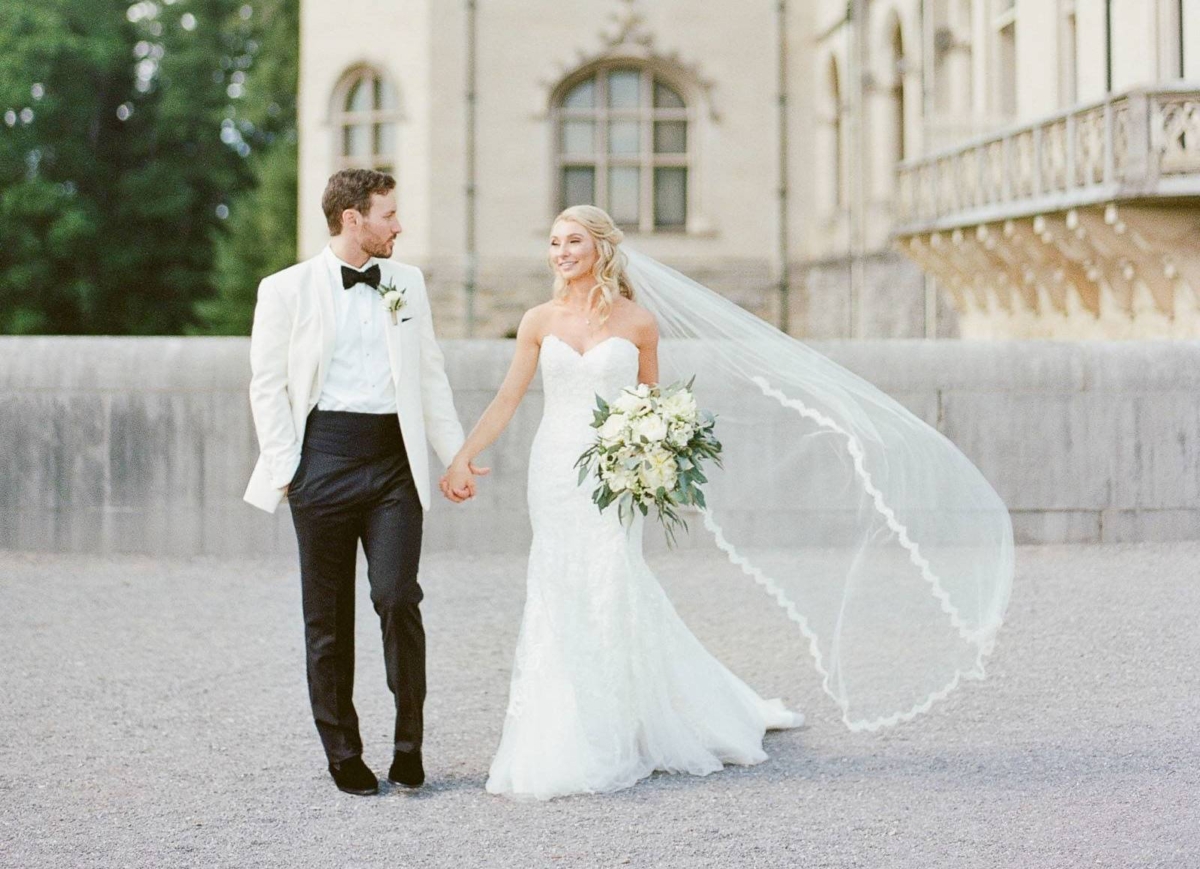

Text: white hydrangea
xmin=604 ymin=466 xmax=636 ymax=493
xmin=668 ymin=422 xmax=694 ymax=448
xmin=660 ymin=390 xmax=698 ymax=424
xmin=638 ymin=448 xmax=678 ymax=492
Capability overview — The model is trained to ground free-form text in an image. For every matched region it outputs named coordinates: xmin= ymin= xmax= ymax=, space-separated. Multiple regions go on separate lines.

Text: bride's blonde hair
xmin=549 ymin=205 xmax=635 ymax=325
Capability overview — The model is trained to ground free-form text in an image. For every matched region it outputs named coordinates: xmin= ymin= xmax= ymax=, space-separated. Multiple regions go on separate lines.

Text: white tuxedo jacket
xmin=243 ymin=254 xmax=464 ymax=513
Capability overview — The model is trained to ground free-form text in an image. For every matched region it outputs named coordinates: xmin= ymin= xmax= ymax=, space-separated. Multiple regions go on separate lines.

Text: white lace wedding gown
xmin=485 ymin=334 xmax=803 ymax=801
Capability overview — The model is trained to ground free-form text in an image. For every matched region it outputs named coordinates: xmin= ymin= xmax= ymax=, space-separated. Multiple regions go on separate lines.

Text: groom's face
xmin=352 ymin=191 xmax=402 ymax=258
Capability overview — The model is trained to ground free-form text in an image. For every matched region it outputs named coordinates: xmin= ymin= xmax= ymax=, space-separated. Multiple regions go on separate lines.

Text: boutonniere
xmin=375 ymin=280 xmax=408 ymax=325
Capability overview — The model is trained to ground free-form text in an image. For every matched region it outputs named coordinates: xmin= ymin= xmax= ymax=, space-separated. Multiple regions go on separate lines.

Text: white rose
xmin=597 ymin=413 xmax=628 ymax=444
xmin=612 ymin=390 xmax=650 ymax=416
xmin=382 ymin=289 xmax=405 ymax=308
xmin=633 ymin=413 xmax=668 ymax=442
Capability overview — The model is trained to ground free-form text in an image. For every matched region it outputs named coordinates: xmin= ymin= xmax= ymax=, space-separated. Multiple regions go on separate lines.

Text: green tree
xmin=194 ymin=0 xmax=298 ymax=335
xmin=0 ymin=0 xmax=257 ymax=334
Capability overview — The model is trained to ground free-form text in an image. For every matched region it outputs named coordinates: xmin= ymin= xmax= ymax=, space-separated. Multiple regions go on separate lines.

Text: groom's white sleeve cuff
xmin=269 ymin=449 xmax=302 ymax=489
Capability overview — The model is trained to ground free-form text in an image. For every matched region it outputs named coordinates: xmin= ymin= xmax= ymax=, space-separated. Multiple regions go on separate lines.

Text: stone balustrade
xmin=896 ymin=85 xmax=1200 ymax=232
xmin=894 ymin=86 xmax=1200 ymax=338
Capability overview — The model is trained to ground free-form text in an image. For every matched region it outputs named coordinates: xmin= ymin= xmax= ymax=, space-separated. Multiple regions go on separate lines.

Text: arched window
xmin=333 ymin=67 xmax=399 ymax=173
xmin=553 ymin=65 xmax=689 ymax=232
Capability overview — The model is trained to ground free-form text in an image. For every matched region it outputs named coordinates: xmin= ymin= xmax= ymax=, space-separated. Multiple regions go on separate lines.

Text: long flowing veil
xmin=624 ymin=248 xmax=1013 ymax=732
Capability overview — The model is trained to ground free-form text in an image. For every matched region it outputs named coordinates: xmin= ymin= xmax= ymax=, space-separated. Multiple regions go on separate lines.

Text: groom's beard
xmin=362 ymin=234 xmax=396 ymax=259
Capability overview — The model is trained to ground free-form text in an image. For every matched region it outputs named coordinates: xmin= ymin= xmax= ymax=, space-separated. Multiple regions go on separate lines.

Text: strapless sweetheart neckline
xmin=541 ymin=333 xmax=638 ymax=359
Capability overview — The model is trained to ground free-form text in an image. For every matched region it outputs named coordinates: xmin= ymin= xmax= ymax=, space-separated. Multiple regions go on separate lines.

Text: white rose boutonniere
xmin=375 ymin=280 xmax=408 ymax=325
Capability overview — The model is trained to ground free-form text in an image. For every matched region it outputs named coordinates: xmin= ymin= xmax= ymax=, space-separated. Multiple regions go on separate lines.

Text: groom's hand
xmin=440 ymin=461 xmax=476 ymax=503
xmin=440 ymin=475 xmax=470 ymax=502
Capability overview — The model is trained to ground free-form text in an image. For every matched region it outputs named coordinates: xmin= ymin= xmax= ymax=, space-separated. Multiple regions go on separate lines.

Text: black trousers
xmin=287 ymin=409 xmax=425 ymax=764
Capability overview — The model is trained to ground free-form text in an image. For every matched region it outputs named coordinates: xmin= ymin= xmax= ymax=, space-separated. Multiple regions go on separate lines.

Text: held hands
xmin=439 ymin=458 xmax=490 ymax=503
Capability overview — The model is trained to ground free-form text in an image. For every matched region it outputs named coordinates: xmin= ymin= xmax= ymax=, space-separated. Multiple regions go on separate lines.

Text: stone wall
xmin=1 ymin=337 xmax=1197 ymax=556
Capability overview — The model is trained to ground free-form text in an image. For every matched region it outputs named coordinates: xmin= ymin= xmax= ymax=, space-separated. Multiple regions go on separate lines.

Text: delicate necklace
xmin=563 ymin=295 xmax=596 ymax=327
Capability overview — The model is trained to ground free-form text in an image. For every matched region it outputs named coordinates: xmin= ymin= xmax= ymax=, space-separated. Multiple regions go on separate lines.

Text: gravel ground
xmin=1 ymin=542 xmax=1197 ymax=869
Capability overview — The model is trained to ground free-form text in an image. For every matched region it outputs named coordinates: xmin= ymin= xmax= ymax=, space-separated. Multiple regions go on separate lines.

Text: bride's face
xmin=549 ymin=220 xmax=598 ymax=284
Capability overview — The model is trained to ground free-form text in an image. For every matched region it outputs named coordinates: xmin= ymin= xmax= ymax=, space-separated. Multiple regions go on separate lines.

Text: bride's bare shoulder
xmin=517 ymin=301 xmax=557 ymax=341
xmin=612 ymin=296 xmax=658 ymax=338
xmin=520 ymin=301 xmax=558 ymax=324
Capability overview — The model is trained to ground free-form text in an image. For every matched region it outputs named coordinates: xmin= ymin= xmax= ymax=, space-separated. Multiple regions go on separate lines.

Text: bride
xmin=443 ymin=205 xmax=1012 ymax=801
xmin=441 ymin=206 xmax=804 ymax=800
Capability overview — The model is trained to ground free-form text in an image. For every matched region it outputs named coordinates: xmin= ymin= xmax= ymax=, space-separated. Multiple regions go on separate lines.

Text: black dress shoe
xmin=387 ymin=749 xmax=424 ymax=788
xmin=328 ymin=756 xmax=378 ymax=796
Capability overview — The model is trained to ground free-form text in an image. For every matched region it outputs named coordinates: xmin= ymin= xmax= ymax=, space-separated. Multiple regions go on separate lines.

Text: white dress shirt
xmin=316 ymin=246 xmax=398 ymax=414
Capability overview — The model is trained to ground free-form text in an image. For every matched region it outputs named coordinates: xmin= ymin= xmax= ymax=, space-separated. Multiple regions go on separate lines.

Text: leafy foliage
xmin=0 ymin=0 xmax=296 ymax=335
xmin=194 ymin=0 xmax=297 ymax=335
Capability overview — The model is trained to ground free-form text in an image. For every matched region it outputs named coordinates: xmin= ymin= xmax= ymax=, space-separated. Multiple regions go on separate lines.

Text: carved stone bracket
xmin=900 ymin=204 xmax=1200 ymax=338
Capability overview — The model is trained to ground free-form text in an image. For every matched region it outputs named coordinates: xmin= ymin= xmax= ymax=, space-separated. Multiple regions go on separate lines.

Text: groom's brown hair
xmin=322 ymin=169 xmax=396 ymax=234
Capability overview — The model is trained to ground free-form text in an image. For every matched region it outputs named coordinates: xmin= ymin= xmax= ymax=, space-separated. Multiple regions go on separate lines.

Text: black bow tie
xmin=341 ymin=263 xmax=381 ymax=290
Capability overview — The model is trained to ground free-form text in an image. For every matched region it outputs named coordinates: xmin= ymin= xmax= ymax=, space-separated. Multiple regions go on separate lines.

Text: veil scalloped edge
xmin=622 ymin=246 xmax=1014 ymax=732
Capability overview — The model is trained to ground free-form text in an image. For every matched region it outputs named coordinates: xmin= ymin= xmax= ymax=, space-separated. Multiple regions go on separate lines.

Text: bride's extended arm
xmin=637 ymin=312 xmax=660 ymax=386
xmin=443 ymin=310 xmax=542 ymax=493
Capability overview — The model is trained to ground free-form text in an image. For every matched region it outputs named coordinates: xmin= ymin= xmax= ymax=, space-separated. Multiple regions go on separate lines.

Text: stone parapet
xmin=1 ymin=337 xmax=1197 ymax=554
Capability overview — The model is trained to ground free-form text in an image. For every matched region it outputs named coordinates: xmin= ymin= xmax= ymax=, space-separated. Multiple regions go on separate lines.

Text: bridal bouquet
xmin=575 ymin=379 xmax=722 ymax=545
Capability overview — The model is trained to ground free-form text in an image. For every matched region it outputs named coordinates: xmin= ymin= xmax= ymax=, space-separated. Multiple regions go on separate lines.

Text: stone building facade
xmin=298 ymin=0 xmax=1200 ymax=339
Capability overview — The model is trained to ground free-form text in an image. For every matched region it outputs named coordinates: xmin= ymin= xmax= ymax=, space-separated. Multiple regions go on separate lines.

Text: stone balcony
xmin=894 ymin=85 xmax=1200 ymax=338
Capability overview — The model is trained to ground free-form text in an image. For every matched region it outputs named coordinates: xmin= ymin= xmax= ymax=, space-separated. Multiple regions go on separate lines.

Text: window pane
xmin=608 ymin=119 xmax=640 ymax=155
xmin=608 ymin=166 xmax=640 ymax=225
xmin=654 ymin=81 xmax=685 ymax=109
xmin=378 ymin=77 xmax=397 ymax=110
xmin=346 ymin=77 xmax=372 ymax=112
xmin=563 ymin=77 xmax=596 ymax=109
xmin=344 ymin=123 xmax=370 ymax=157
xmin=654 ymin=167 xmax=687 ymax=228
xmin=562 ymin=166 xmax=596 ymax=209
xmin=560 ymin=119 xmax=595 ymax=156
xmin=653 ymin=121 xmax=686 ymax=154
xmin=607 ymin=69 xmax=641 ymax=109
xmin=376 ymin=122 xmax=397 ymax=158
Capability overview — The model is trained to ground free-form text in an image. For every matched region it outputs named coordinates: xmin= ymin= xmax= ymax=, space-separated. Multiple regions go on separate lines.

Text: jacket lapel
xmin=315 ymin=254 xmax=337 ymax=388
xmin=381 ymin=262 xmax=404 ymax=386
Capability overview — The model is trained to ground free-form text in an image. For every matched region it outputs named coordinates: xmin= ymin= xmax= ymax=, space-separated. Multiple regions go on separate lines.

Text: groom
xmin=244 ymin=169 xmax=483 ymax=795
